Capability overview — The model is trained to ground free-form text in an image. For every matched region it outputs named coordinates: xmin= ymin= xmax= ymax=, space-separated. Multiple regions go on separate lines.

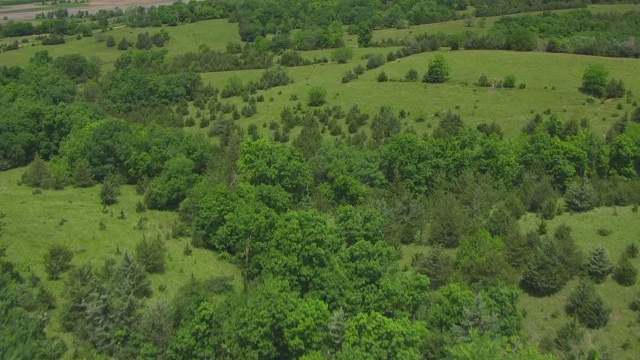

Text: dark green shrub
xmin=566 ymin=280 xmax=610 ymax=329
xmin=586 ymin=246 xmax=612 ymax=283
xmin=44 ymin=244 xmax=74 ymax=280
xmin=613 ymin=255 xmax=637 ymax=286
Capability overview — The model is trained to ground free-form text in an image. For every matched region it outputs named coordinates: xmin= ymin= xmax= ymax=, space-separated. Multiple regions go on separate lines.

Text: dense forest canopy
xmin=2 ymin=0 xmax=640 ymax=359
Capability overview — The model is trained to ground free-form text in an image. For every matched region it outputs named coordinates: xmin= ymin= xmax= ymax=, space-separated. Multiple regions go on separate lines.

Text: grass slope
xmin=201 ymin=50 xmax=640 ymax=138
xmin=0 ymin=167 xmax=241 ymax=355
xmin=519 ymin=206 xmax=640 ymax=359
xmin=0 ymin=18 xmax=240 ymax=68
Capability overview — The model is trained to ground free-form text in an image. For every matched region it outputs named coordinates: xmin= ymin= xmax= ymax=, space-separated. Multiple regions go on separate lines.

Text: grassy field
xmin=0 ymin=18 xmax=240 ymax=67
xmin=199 ymin=50 xmax=640 ymax=138
xmin=0 ymin=167 xmax=241 ymax=356
xmin=519 ymin=207 xmax=640 ymax=359
xmin=370 ymin=4 xmax=640 ymax=42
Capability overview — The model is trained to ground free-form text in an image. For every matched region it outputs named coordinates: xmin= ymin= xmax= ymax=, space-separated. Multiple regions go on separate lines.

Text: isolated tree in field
xmin=117 ymin=37 xmax=130 ymax=50
xmin=331 ymin=47 xmax=354 ymax=63
xmin=136 ymin=32 xmax=153 ymax=50
xmin=475 ymin=73 xmax=491 ymax=87
xmin=106 ymin=35 xmax=115 ymax=47
xmin=503 ymin=74 xmax=516 ymax=88
xmin=307 ymin=87 xmax=327 ymax=107
xmin=586 ymin=246 xmax=612 ymax=283
xmin=626 ymin=242 xmax=639 ymax=259
xmin=405 ymin=68 xmax=419 ymax=81
xmin=377 ymin=71 xmax=388 ymax=82
xmin=135 ymin=235 xmax=167 ymax=274
xmin=44 ymin=244 xmax=74 ymax=280
xmin=613 ymin=254 xmax=637 ymax=286
xmin=564 ymin=178 xmax=596 ymax=212
xmin=566 ymin=280 xmax=610 ymax=329
xmin=21 ymin=155 xmax=52 ymax=189
xmin=99 ymin=175 xmax=120 ymax=205
xmin=579 ymin=64 xmax=608 ymax=98
xmin=424 ymin=55 xmax=450 ymax=83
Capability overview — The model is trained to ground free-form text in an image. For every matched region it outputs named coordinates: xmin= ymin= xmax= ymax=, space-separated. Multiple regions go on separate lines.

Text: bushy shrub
xmin=503 ymin=74 xmax=516 ymax=88
xmin=44 ymin=244 xmax=74 ymax=280
xmin=307 ymin=87 xmax=327 ymax=107
xmin=405 ymin=68 xmax=419 ymax=81
xmin=366 ymin=54 xmax=385 ymax=69
xmin=475 ymin=73 xmax=491 ymax=87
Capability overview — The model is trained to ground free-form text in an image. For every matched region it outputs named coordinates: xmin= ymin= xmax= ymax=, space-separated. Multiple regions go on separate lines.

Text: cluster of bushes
xmin=341 ymin=64 xmax=365 ymax=84
xmin=475 ymin=73 xmax=521 ymax=89
xmin=170 ymin=42 xmax=274 ymax=73
xmin=278 ymin=50 xmax=327 ymax=67
xmin=41 ymin=34 xmax=66 ymax=45
xmin=112 ymin=30 xmax=170 ymax=51
xmin=220 ymin=66 xmax=293 ymax=98
xmin=0 ymin=40 xmax=19 ymax=52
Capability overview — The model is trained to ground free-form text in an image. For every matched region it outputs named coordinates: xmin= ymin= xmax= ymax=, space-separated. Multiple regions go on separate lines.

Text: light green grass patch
xmin=200 ymin=50 xmax=640 ymax=139
xmin=0 ymin=18 xmax=239 ymax=68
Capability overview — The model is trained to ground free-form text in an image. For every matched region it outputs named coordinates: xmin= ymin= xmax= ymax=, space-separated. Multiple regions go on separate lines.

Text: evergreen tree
xmin=72 ymin=159 xmax=94 ymax=188
xmin=106 ymin=35 xmax=116 ymax=47
xmin=564 ymin=178 xmax=596 ymax=212
xmin=613 ymin=254 xmax=637 ymax=286
xmin=586 ymin=246 xmax=612 ymax=283
xmin=554 ymin=224 xmax=583 ymax=276
xmin=428 ymin=194 xmax=469 ymax=248
xmin=428 ymin=192 xmax=469 ymax=248
xmin=136 ymin=32 xmax=153 ymax=50
xmin=292 ymin=119 xmax=323 ymax=158
xmin=21 ymin=155 xmax=52 ymax=189
xmin=117 ymin=37 xmax=130 ymax=50
xmin=625 ymin=242 xmax=638 ymax=259
xmin=99 ymin=175 xmax=120 ymax=205
xmin=44 ymin=244 xmax=74 ymax=280
xmin=566 ymin=280 xmax=610 ymax=329
xmin=521 ymin=239 xmax=569 ymax=296
xmin=135 ymin=235 xmax=167 ymax=274
xmin=604 ymin=78 xmax=625 ymax=99
xmin=413 ymin=246 xmax=453 ymax=289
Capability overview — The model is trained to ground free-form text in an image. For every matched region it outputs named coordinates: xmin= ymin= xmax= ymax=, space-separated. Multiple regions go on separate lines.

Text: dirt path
xmin=0 ymin=0 xmax=178 ymax=20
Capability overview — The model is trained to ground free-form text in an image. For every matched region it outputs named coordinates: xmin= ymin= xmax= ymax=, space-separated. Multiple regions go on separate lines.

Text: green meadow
xmin=519 ymin=207 xmax=640 ymax=359
xmin=2 ymin=3 xmax=640 ymax=357
xmin=200 ymin=50 xmax=640 ymax=138
xmin=0 ymin=167 xmax=242 ymax=341
xmin=0 ymin=18 xmax=240 ymax=67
